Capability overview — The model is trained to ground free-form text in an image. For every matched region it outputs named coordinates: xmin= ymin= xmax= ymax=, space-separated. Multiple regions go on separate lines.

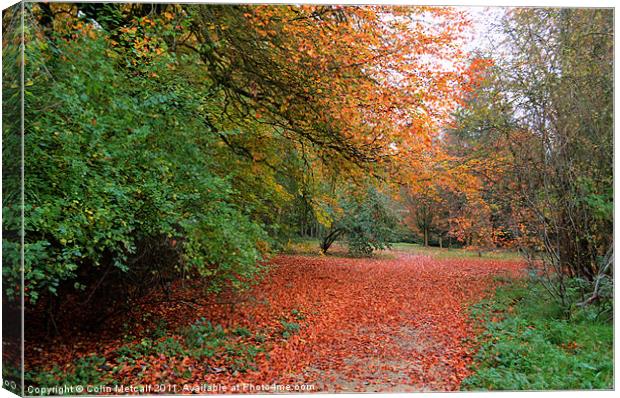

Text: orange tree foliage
xmin=185 ymin=5 xmax=491 ymax=251
xmin=189 ymin=5 xmax=477 ymax=172
xmin=33 ymin=3 xmax=488 ymax=236
xmin=396 ymin=57 xmax=500 ymax=249
xmin=26 ymin=3 xmax=487 ymax=210
xmin=7 ymin=3 xmax=494 ymax=315
xmin=442 ymin=57 xmax=525 ymax=251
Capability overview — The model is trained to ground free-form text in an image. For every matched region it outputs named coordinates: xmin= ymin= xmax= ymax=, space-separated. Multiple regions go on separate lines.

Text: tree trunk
xmin=320 ymin=228 xmax=344 ymax=254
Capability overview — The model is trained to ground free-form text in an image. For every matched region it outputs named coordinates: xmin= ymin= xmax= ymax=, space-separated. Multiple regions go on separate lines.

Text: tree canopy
xmin=2 ymin=4 xmax=612 ymax=316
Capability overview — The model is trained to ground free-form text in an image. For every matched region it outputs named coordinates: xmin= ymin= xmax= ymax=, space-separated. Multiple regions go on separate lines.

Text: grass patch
xmin=286 ymin=239 xmax=520 ymax=260
xmin=462 ymin=279 xmax=613 ymax=390
xmin=282 ymin=238 xmax=348 ymax=257
xmin=283 ymin=238 xmax=397 ymax=259
xmin=391 ymin=242 xmax=521 ymax=261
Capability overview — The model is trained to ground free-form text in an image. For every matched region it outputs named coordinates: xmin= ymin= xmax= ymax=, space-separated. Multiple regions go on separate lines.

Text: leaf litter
xmin=25 ymin=251 xmax=524 ymax=393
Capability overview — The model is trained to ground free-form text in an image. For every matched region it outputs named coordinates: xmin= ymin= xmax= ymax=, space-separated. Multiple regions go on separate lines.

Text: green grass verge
xmin=390 ymin=242 xmax=521 ymax=260
xmin=285 ymin=240 xmax=521 ymax=260
xmin=462 ymin=279 xmax=613 ymax=391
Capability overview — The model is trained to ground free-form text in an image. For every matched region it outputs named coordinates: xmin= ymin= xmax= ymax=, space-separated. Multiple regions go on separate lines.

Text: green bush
xmin=342 ymin=187 xmax=398 ymax=256
xmin=233 ymin=327 xmax=252 ymax=337
xmin=463 ymin=280 xmax=613 ymax=390
xmin=114 ymin=337 xmax=187 ymax=364
xmin=4 ymin=23 xmax=268 ymax=304
xmin=179 ymin=318 xmax=264 ymax=370
xmin=290 ymin=308 xmax=306 ymax=320
xmin=320 ymin=185 xmax=398 ymax=256
xmin=181 ymin=318 xmax=227 ymax=353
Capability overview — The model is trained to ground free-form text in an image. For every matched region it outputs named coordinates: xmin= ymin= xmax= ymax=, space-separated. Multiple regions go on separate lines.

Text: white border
xmin=0 ymin=2 xmax=616 ymax=398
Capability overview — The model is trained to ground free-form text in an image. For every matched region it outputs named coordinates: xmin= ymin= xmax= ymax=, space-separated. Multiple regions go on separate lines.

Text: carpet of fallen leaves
xmin=25 ymin=251 xmax=524 ymax=393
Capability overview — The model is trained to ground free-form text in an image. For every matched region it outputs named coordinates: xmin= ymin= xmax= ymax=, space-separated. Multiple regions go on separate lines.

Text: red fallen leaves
xmin=25 ymin=251 xmax=524 ymax=393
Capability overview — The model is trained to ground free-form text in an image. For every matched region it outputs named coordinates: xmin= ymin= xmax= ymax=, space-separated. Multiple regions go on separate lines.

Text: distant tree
xmin=401 ymin=189 xmax=448 ymax=247
xmin=320 ymin=187 xmax=398 ymax=256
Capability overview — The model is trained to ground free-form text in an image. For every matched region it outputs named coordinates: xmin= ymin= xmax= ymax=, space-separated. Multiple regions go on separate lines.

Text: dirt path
xmin=265 ymin=252 xmax=524 ymax=392
xmin=25 ymin=251 xmax=524 ymax=393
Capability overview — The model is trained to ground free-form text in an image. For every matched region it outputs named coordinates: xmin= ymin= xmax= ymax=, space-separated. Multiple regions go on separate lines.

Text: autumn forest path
xmin=26 ymin=249 xmax=524 ymax=393
xmin=274 ymin=252 xmax=524 ymax=391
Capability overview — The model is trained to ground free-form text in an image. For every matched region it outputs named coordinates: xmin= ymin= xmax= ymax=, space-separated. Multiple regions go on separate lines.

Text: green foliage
xmin=179 ymin=318 xmax=264 ymax=370
xmin=225 ymin=344 xmax=264 ymax=372
xmin=150 ymin=319 xmax=169 ymax=339
xmin=25 ymin=355 xmax=112 ymax=389
xmin=340 ymin=187 xmax=398 ymax=256
xmin=320 ymin=185 xmax=398 ymax=256
xmin=26 ymin=317 xmax=267 ymax=388
xmin=114 ymin=337 xmax=188 ymax=363
xmin=3 ymin=5 xmax=27 ymax=306
xmin=280 ymin=320 xmax=301 ymax=339
xmin=181 ymin=205 xmax=267 ymax=291
xmin=181 ymin=318 xmax=226 ymax=349
xmin=463 ymin=280 xmax=613 ymax=390
xmin=114 ymin=318 xmax=265 ymax=368
xmin=232 ymin=327 xmax=252 ymax=337
xmin=578 ymin=176 xmax=613 ymax=223
xmin=290 ymin=308 xmax=306 ymax=320
xmin=6 ymin=21 xmax=268 ymax=303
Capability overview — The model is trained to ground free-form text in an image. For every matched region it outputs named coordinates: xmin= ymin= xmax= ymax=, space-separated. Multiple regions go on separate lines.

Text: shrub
xmin=181 ymin=318 xmax=227 ymax=353
xmin=463 ymin=280 xmax=613 ymax=390
xmin=4 ymin=23 xmax=268 ymax=305
xmin=320 ymin=186 xmax=397 ymax=256
xmin=233 ymin=327 xmax=252 ymax=337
